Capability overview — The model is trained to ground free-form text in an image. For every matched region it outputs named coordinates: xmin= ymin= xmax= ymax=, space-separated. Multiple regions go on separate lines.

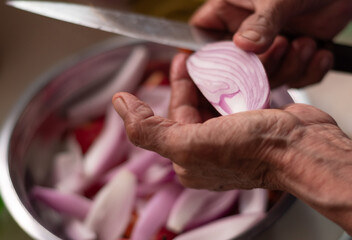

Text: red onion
xmin=130 ymin=183 xmax=183 ymax=240
xmin=83 ymin=106 xmax=131 ymax=180
xmin=167 ymin=189 xmax=224 ymax=233
xmin=239 ymin=189 xmax=268 ymax=214
xmin=64 ymin=219 xmax=96 ymax=240
xmin=84 ymin=169 xmax=136 ymax=240
xmin=31 ymin=186 xmax=92 ymax=220
xmin=186 ymin=41 xmax=270 ymax=115
xmin=174 ymin=213 xmax=265 ymax=240
xmin=136 ymin=85 xmax=171 ymax=117
xmin=184 ymin=190 xmax=239 ymax=231
xmin=68 ymin=46 xmax=149 ymax=122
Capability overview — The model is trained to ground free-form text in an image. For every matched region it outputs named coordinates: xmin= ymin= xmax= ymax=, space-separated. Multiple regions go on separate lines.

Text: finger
xmin=283 ymin=103 xmax=337 ymax=125
xmin=169 ymin=53 xmax=202 ymax=123
xmin=269 ymin=37 xmax=317 ymax=88
xmin=112 ymin=92 xmax=198 ymax=162
xmin=289 ymin=50 xmax=333 ymax=89
xmin=113 ymin=92 xmax=173 ymax=152
xmin=233 ymin=1 xmax=297 ymax=53
xmin=190 ymin=0 xmax=250 ymax=31
xmin=258 ymin=36 xmax=289 ymax=77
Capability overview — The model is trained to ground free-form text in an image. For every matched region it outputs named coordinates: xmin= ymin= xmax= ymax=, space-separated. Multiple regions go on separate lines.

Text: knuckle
xmin=126 ymin=122 xmax=143 ymax=146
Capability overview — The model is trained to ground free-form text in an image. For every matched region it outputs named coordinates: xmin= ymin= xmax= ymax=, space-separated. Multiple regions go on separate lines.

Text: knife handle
xmin=283 ymin=33 xmax=352 ymax=73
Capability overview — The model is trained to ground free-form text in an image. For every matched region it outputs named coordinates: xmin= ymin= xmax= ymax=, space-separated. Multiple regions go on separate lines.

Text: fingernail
xmin=320 ymin=55 xmax=332 ymax=71
xmin=113 ymin=97 xmax=127 ymax=117
xmin=240 ymin=30 xmax=262 ymax=42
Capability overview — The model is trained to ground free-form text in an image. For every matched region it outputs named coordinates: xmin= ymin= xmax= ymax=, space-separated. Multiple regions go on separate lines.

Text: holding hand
xmin=191 ymin=0 xmax=352 ymax=88
xmin=113 ymin=53 xmax=352 ymax=234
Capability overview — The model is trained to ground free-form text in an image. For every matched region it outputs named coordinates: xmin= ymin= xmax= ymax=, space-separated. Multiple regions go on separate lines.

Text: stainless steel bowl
xmin=0 ymin=37 xmax=295 ymax=240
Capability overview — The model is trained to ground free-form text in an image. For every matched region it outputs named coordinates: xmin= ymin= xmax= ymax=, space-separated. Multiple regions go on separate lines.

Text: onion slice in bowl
xmin=186 ymin=41 xmax=269 ymax=115
xmin=174 ymin=213 xmax=266 ymax=240
xmin=84 ymin=169 xmax=136 ymax=240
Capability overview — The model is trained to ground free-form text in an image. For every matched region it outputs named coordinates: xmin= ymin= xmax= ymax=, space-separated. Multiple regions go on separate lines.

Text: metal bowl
xmin=0 ymin=37 xmax=295 ymax=240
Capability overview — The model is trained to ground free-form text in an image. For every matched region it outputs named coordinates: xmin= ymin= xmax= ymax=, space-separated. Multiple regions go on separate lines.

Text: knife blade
xmin=7 ymin=0 xmax=352 ymax=73
xmin=6 ymin=0 xmax=232 ymax=51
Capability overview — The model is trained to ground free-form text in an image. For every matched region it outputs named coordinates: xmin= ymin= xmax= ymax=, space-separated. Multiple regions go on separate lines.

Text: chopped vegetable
xmin=130 ymin=183 xmax=183 ymax=240
xmin=84 ymin=169 xmax=136 ymax=240
xmin=31 ymin=186 xmax=92 ymax=220
xmin=173 ymin=213 xmax=265 ymax=240
xmin=167 ymin=189 xmax=224 ymax=233
xmin=68 ymin=46 xmax=150 ymax=122
xmin=239 ymin=189 xmax=268 ymax=214
xmin=64 ymin=219 xmax=97 ymax=240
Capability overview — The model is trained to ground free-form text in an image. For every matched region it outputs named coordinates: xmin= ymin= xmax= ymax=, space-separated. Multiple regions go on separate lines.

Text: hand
xmin=191 ymin=0 xmax=352 ymax=88
xmin=113 ymin=53 xmax=352 ymax=234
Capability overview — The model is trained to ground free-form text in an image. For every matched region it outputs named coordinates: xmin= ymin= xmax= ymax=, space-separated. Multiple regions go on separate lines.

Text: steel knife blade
xmin=7 ymin=0 xmax=352 ymax=73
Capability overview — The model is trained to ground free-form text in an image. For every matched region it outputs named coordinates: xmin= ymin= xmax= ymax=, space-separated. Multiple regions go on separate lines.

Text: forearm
xmin=275 ymin=123 xmax=352 ymax=234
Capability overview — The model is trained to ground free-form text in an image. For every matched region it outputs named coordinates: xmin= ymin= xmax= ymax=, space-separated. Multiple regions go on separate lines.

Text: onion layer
xmin=187 ymin=41 xmax=269 ymax=115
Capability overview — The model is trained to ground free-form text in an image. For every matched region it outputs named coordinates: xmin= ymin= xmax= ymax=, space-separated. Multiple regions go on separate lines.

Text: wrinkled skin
xmin=191 ymin=0 xmax=352 ymax=88
xmin=113 ymin=53 xmax=352 ymax=234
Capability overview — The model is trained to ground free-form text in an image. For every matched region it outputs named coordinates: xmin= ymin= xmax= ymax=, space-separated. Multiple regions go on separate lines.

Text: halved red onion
xmin=130 ymin=183 xmax=183 ymax=240
xmin=68 ymin=46 xmax=149 ymax=122
xmin=187 ymin=41 xmax=269 ymax=115
xmin=174 ymin=213 xmax=265 ymax=240
xmin=84 ymin=169 xmax=136 ymax=240
xmin=31 ymin=186 xmax=92 ymax=220
xmin=167 ymin=189 xmax=223 ymax=233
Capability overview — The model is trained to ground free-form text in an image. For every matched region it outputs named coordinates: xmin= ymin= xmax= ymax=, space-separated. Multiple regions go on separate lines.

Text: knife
xmin=7 ymin=0 xmax=352 ymax=73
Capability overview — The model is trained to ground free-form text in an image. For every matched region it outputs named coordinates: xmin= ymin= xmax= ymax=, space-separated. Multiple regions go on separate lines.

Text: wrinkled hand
xmin=113 ymin=53 xmax=352 ymax=234
xmin=191 ymin=0 xmax=352 ymax=88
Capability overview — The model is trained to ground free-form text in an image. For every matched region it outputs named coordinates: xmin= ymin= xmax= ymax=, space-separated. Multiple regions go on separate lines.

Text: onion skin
xmin=187 ymin=41 xmax=270 ymax=115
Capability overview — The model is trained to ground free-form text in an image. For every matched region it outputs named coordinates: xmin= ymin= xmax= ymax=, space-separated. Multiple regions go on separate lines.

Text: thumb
xmin=233 ymin=1 xmax=292 ymax=53
xmin=112 ymin=92 xmax=177 ymax=155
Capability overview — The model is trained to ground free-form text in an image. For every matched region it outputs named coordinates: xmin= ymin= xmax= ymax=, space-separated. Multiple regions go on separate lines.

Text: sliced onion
xmin=187 ymin=41 xmax=269 ymax=115
xmin=83 ymin=106 xmax=131 ymax=180
xmin=184 ymin=190 xmax=239 ymax=231
xmin=130 ymin=183 xmax=183 ymax=240
xmin=54 ymin=136 xmax=85 ymax=192
xmin=166 ymin=189 xmax=222 ymax=233
xmin=84 ymin=169 xmax=136 ymax=240
xmin=64 ymin=219 xmax=97 ymax=240
xmin=31 ymin=186 xmax=92 ymax=220
xmin=174 ymin=213 xmax=265 ymax=240
xmin=238 ymin=189 xmax=268 ymax=214
xmin=68 ymin=46 xmax=149 ymax=122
